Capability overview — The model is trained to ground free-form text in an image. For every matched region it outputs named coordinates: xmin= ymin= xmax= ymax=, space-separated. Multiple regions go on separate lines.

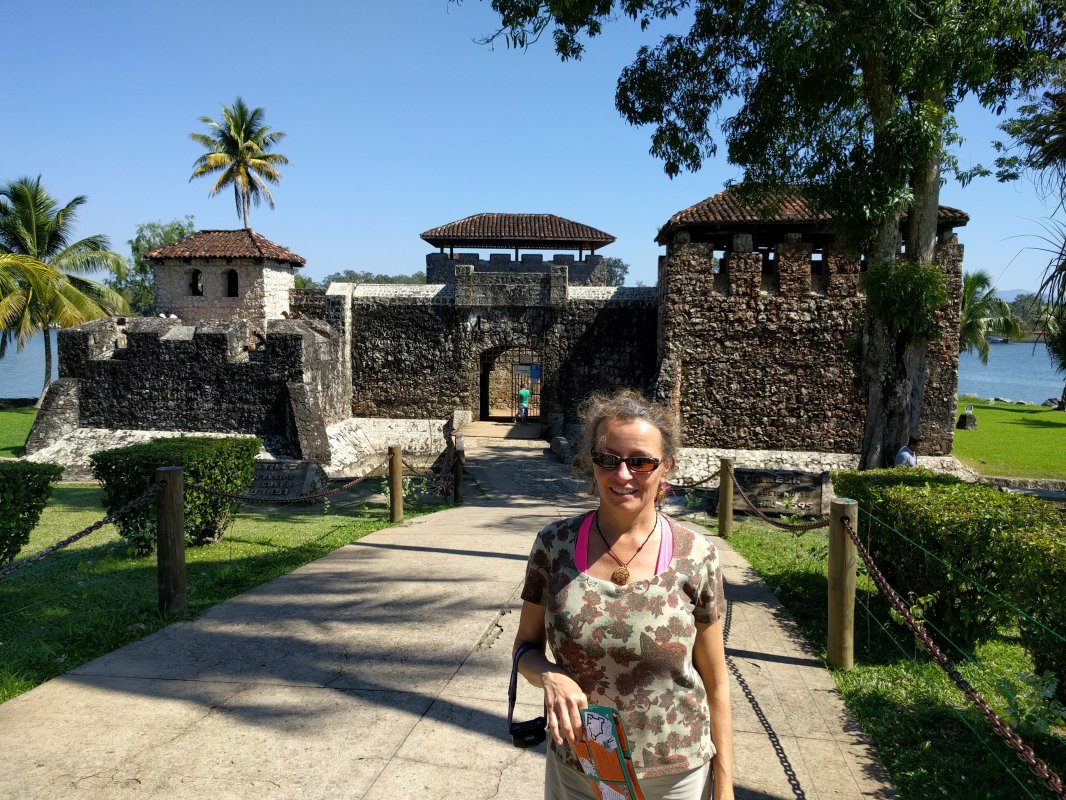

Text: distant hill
xmin=997 ymin=288 xmax=1039 ymax=302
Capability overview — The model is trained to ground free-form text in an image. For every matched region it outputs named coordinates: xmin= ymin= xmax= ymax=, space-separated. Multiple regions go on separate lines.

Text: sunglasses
xmin=591 ymin=451 xmax=662 ymax=473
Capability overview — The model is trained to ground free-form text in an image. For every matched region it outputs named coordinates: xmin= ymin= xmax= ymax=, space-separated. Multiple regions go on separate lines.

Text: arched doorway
xmin=479 ymin=345 xmax=542 ymax=422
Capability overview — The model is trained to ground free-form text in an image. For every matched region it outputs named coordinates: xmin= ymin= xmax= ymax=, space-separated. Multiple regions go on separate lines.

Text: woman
xmin=514 ymin=389 xmax=734 ymax=800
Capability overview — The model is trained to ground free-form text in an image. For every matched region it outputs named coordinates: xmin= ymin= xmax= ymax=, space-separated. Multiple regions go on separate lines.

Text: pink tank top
xmin=574 ymin=511 xmax=674 ymax=575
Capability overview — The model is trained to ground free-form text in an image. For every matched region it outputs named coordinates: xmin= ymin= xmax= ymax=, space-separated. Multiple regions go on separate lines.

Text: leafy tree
xmin=603 ymin=256 xmax=629 ymax=286
xmin=1043 ymin=306 xmax=1066 ymax=407
xmin=322 ymin=269 xmax=427 ymax=285
xmin=959 ymin=270 xmax=1023 ymax=364
xmin=189 ymin=98 xmax=289 ymax=228
xmin=997 ymin=77 xmax=1066 ymax=317
xmin=1009 ymin=292 xmax=1049 ymax=332
xmin=0 ymin=176 xmax=128 ymax=402
xmin=294 ymin=274 xmax=320 ymax=289
xmin=473 ymin=0 xmax=1060 ymax=466
xmin=107 ymin=216 xmax=195 ymax=315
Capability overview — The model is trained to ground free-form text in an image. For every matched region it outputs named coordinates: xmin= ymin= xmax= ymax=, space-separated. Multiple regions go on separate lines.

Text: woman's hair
xmin=573 ymin=389 xmax=679 ymax=474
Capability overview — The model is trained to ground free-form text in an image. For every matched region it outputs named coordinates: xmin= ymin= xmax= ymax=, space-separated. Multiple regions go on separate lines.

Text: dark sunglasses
xmin=591 ymin=451 xmax=662 ymax=473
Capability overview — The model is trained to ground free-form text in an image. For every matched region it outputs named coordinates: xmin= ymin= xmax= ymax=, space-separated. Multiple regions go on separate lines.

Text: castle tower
xmin=148 ymin=229 xmax=306 ymax=334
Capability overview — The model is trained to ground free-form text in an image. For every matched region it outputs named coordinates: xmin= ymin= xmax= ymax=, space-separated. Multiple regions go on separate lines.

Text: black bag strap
xmin=507 ymin=641 xmax=539 ymax=728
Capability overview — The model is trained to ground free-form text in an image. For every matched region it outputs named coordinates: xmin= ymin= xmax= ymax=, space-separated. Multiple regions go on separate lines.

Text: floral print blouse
xmin=521 ymin=512 xmax=726 ymax=779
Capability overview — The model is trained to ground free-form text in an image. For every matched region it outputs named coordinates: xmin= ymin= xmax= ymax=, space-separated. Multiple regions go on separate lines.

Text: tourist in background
xmin=894 ymin=436 xmax=920 ymax=467
xmin=513 ymin=389 xmax=734 ymax=800
xmin=517 ymin=384 xmax=531 ymax=423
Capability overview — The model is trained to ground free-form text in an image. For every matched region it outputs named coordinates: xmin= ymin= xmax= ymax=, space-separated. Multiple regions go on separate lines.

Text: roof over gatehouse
xmin=421 ymin=213 xmax=616 ymax=252
xmin=655 ymin=188 xmax=969 ymax=245
xmin=147 ymin=229 xmax=306 ymax=267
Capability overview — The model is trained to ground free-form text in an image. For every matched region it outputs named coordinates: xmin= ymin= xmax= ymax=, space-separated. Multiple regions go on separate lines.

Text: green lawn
xmin=0 ymin=407 xmax=36 ymax=458
xmin=0 ymin=483 xmax=432 ymax=703
xmin=724 ymin=519 xmax=1066 ymax=800
xmin=953 ymin=396 xmax=1066 ymax=480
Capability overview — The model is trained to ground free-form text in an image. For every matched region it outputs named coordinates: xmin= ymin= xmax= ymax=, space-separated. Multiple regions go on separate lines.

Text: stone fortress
xmin=23 ymin=191 xmax=967 ymax=481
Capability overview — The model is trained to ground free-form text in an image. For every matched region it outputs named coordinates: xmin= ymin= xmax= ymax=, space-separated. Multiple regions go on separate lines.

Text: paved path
xmin=0 ymin=436 xmax=896 ymax=799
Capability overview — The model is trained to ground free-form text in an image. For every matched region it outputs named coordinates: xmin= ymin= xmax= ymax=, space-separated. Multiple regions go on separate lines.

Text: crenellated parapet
xmin=27 ymin=316 xmax=346 ymax=463
xmin=426 ymin=252 xmax=606 ymax=286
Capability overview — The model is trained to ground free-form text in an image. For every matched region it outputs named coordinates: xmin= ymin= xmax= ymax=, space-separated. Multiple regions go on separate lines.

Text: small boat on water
xmin=986 ymin=336 xmax=1009 ymax=344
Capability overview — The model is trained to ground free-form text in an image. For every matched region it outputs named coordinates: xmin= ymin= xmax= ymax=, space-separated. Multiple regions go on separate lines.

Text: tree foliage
xmin=1009 ymin=292 xmax=1050 ymax=331
xmin=473 ymin=0 xmax=1061 ymax=466
xmin=959 ymin=270 xmax=1023 ymax=364
xmin=321 ymin=269 xmax=427 ymax=285
xmin=107 ymin=216 xmax=195 ymax=316
xmin=189 ymin=98 xmax=289 ymax=228
xmin=603 ymin=256 xmax=629 ymax=286
xmin=0 ymin=176 xmax=128 ymax=400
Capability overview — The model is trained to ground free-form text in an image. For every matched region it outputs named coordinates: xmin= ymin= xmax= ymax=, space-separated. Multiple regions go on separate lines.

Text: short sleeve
xmin=520 ymin=526 xmax=554 ymax=606
xmin=693 ymin=542 xmax=726 ymax=624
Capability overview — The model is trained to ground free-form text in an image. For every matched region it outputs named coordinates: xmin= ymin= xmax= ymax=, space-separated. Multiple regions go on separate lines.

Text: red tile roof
xmin=147 ymin=229 xmax=306 ymax=266
xmin=656 ymin=188 xmax=969 ymax=243
xmin=421 ymin=213 xmax=615 ymax=251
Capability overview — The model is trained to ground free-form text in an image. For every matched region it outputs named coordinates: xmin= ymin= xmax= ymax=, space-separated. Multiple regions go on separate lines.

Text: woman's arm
xmin=694 ymin=618 xmax=734 ymax=800
xmin=513 ymin=599 xmax=588 ymax=746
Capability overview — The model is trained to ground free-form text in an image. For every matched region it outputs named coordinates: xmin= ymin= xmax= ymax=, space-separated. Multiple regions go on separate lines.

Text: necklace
xmin=594 ymin=512 xmax=658 ymax=585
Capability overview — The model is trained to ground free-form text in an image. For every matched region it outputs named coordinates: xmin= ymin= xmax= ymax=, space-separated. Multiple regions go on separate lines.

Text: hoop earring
xmin=587 ymin=482 xmax=597 ymax=497
xmin=655 ymin=484 xmax=667 ymax=504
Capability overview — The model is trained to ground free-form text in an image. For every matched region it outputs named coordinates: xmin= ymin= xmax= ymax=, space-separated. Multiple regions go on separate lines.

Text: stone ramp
xmin=0 ymin=440 xmax=896 ymax=799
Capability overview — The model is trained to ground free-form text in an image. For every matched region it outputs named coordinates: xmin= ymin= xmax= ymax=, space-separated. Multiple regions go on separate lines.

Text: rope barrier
xmin=668 ymin=468 xmax=722 ymax=490
xmin=184 ymin=459 xmax=388 ymax=504
xmin=0 ymin=481 xmax=166 ymax=581
xmin=842 ymin=516 xmax=1066 ymax=799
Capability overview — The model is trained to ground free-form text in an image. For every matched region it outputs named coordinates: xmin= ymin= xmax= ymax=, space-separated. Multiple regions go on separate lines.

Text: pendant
xmin=611 ymin=566 xmax=630 ymax=585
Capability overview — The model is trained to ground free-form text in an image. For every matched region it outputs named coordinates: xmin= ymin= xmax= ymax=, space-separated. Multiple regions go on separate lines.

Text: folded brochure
xmin=572 ymin=705 xmax=645 ymax=800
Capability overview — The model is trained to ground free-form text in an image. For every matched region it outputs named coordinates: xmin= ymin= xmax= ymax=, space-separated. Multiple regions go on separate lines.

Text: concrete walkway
xmin=0 ymin=437 xmax=896 ymax=800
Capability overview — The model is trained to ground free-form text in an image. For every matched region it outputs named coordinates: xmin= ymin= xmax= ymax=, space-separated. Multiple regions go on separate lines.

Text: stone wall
xmin=655 ymin=236 xmax=961 ymax=456
xmin=154 ymin=257 xmax=295 ymax=335
xmin=426 ymin=252 xmax=606 ymax=285
xmin=26 ymin=316 xmax=347 ymax=462
xmin=342 ymin=276 xmax=658 ymax=433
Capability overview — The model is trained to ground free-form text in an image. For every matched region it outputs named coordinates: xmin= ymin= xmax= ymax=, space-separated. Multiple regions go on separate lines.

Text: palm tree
xmin=1045 ymin=307 xmax=1066 ymax=408
xmin=0 ymin=177 xmax=128 ymax=403
xmin=959 ymin=270 xmax=1022 ymax=365
xmin=189 ymin=98 xmax=289 ymax=228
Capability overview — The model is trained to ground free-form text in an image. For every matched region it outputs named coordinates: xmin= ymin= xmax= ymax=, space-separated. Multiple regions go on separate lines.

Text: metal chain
xmin=722 ymin=589 xmax=807 ymax=799
xmin=842 ymin=517 xmax=1066 ymax=799
xmin=0 ymin=481 xmax=166 ymax=581
xmin=400 ymin=454 xmax=456 ymax=495
xmin=185 ymin=459 xmax=388 ymax=505
xmin=668 ymin=468 xmax=722 ymax=490
xmin=727 ymin=465 xmax=830 ymax=532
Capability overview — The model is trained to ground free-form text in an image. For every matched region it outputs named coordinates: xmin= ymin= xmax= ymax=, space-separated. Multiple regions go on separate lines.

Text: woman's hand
xmin=514 ymin=600 xmax=589 ymax=746
xmin=540 ymin=668 xmax=588 ymax=746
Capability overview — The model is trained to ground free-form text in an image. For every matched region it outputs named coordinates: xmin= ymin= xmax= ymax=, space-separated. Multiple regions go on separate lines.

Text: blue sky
xmin=3 ymin=1 xmax=1060 ymax=292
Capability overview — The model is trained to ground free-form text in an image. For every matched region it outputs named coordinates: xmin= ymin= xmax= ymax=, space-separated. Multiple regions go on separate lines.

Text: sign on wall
xmin=730 ymin=469 xmax=829 ymax=515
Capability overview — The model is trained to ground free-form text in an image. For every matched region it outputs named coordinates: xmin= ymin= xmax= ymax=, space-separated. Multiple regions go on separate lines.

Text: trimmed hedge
xmin=832 ymin=468 xmax=1066 ymax=700
xmin=90 ymin=437 xmax=260 ymax=554
xmin=0 ymin=461 xmax=63 ymax=565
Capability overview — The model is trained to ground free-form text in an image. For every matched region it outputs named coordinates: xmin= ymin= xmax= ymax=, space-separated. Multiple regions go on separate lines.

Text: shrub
xmin=833 ymin=469 xmax=1066 ymax=696
xmin=0 ymin=461 xmax=63 ymax=565
xmin=90 ymin=437 xmax=259 ymax=554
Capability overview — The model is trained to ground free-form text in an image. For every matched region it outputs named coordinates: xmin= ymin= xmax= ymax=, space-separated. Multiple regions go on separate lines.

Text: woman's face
xmin=592 ymin=417 xmax=672 ymax=516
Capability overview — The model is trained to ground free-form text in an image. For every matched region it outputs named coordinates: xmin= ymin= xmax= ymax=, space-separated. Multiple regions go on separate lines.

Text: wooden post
xmin=717 ymin=458 xmax=734 ymax=538
xmin=389 ymin=446 xmax=403 ymax=523
xmin=452 ymin=435 xmax=465 ymax=504
xmin=828 ymin=497 xmax=858 ymax=670
xmin=155 ymin=466 xmax=186 ymax=617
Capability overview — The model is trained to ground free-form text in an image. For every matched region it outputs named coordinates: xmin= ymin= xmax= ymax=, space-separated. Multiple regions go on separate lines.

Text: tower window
xmin=190 ymin=269 xmax=204 ymax=297
xmin=226 ymin=269 xmax=239 ymax=297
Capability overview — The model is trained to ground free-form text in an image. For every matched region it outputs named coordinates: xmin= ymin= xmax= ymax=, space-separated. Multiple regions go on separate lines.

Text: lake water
xmin=0 ymin=329 xmax=57 ymax=399
xmin=0 ymin=330 xmax=1063 ymax=405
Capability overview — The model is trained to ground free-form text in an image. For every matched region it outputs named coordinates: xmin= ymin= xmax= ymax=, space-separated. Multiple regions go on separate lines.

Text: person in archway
xmin=512 ymin=389 xmax=734 ymax=800
xmin=517 ymin=384 xmax=532 ymax=423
